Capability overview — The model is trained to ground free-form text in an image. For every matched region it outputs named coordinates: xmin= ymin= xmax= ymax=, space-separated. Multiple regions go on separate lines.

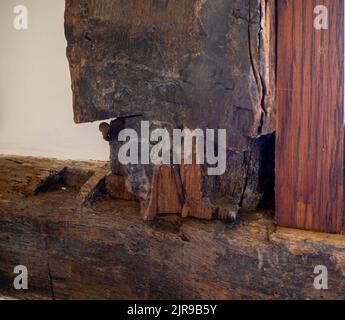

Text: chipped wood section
xmin=65 ymin=0 xmax=277 ymax=212
xmin=141 ymin=165 xmax=182 ymax=221
xmin=1 ymin=157 xmax=344 ymax=300
xmin=77 ymin=166 xmax=110 ymax=206
xmin=140 ymin=163 xmax=215 ymax=221
xmin=257 ymin=0 xmax=276 ymax=134
xmin=107 ymin=139 xmax=237 ymax=221
xmin=0 ymin=156 xmax=108 ymax=204
xmin=180 ymin=160 xmax=214 ymax=220
xmin=276 ymin=0 xmax=344 ymax=233
xmin=105 ymin=174 xmax=138 ymax=202
xmin=0 ymin=157 xmax=66 ymax=199
xmin=112 ymin=160 xmax=236 ymax=222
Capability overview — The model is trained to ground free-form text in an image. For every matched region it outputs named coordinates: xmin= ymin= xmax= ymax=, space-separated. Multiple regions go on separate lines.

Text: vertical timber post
xmin=276 ymin=0 xmax=344 ymax=233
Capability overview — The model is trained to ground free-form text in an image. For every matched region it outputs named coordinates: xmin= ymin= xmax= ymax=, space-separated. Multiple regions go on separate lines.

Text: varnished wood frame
xmin=276 ymin=0 xmax=344 ymax=233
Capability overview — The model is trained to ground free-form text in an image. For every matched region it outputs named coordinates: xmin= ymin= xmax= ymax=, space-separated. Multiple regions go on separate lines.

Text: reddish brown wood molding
xmin=276 ymin=0 xmax=344 ymax=233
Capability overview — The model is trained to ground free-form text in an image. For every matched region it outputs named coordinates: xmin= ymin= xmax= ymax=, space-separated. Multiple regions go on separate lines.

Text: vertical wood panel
xmin=276 ymin=0 xmax=344 ymax=233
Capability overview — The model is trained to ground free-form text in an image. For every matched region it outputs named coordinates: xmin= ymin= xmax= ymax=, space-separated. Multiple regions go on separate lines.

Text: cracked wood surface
xmin=0 ymin=156 xmax=345 ymax=300
xmin=65 ymin=0 xmax=276 ymax=213
xmin=65 ymin=0 xmax=275 ymax=135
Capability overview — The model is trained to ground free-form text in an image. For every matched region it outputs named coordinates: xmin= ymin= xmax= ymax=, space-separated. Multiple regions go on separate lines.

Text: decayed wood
xmin=0 ymin=156 xmax=109 ymax=205
xmin=1 ymin=156 xmax=345 ymax=300
xmin=140 ymin=163 xmax=217 ymax=221
xmin=77 ymin=166 xmax=109 ymax=206
xmin=105 ymin=174 xmax=138 ymax=202
xmin=276 ymin=0 xmax=344 ymax=233
xmin=65 ymin=0 xmax=277 ymax=214
xmin=180 ymin=157 xmax=214 ymax=220
xmin=141 ymin=165 xmax=182 ymax=220
xmin=108 ymin=146 xmax=237 ymax=222
xmin=65 ymin=0 xmax=276 ymax=133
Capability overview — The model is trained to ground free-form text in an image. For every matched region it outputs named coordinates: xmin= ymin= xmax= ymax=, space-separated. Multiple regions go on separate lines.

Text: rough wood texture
xmin=276 ymin=0 xmax=344 ymax=233
xmin=1 ymin=157 xmax=345 ymax=300
xmin=0 ymin=156 xmax=109 ymax=206
xmin=77 ymin=166 xmax=110 ymax=206
xmin=141 ymin=165 xmax=183 ymax=220
xmin=105 ymin=174 xmax=139 ymax=202
xmin=140 ymin=163 xmax=225 ymax=221
xmin=65 ymin=0 xmax=277 ymax=214
xmin=65 ymin=0 xmax=276 ymax=132
xmin=107 ymin=138 xmax=240 ymax=222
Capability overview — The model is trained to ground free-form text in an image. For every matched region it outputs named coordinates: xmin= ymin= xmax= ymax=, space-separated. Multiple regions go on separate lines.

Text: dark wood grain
xmin=65 ymin=0 xmax=277 ymax=213
xmin=1 ymin=157 xmax=345 ymax=300
xmin=276 ymin=0 xmax=344 ymax=233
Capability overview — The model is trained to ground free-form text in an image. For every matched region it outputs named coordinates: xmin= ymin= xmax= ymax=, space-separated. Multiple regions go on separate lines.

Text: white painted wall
xmin=0 ymin=0 xmax=109 ymax=161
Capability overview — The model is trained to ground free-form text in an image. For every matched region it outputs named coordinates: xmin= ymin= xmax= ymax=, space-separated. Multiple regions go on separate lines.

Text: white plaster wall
xmin=0 ymin=0 xmax=109 ymax=161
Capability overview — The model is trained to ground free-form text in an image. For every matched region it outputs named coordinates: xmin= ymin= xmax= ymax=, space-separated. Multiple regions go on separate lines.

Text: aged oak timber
xmin=276 ymin=0 xmax=344 ymax=233
xmin=65 ymin=0 xmax=277 ymax=218
xmin=1 ymin=156 xmax=345 ymax=300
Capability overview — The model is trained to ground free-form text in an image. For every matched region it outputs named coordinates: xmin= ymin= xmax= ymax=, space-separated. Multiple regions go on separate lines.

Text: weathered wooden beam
xmin=65 ymin=0 xmax=277 ymax=215
xmin=276 ymin=0 xmax=344 ymax=233
xmin=65 ymin=0 xmax=276 ymax=130
xmin=0 ymin=157 xmax=345 ymax=300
